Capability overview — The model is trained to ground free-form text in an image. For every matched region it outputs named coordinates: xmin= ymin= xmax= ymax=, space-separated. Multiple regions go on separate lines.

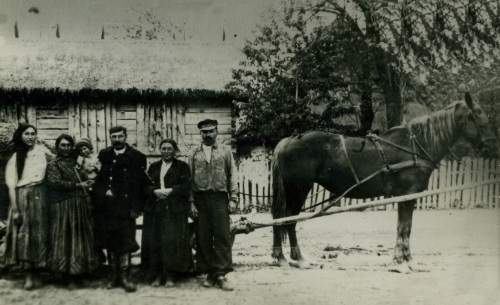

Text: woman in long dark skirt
xmin=46 ymin=134 xmax=97 ymax=289
xmin=3 ymin=124 xmax=52 ymax=290
xmin=143 ymin=139 xmax=192 ymax=287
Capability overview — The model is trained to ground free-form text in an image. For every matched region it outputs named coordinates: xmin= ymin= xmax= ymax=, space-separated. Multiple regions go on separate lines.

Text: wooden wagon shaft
xmin=230 ymin=178 xmax=499 ymax=234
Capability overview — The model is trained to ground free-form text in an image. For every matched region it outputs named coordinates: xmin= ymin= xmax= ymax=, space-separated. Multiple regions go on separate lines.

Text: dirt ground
xmin=0 ymin=209 xmax=499 ymax=305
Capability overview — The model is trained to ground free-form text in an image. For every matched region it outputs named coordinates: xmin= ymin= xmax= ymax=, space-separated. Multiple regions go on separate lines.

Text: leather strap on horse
xmin=370 ymin=136 xmax=390 ymax=172
xmin=367 ymin=133 xmax=438 ymax=169
xmin=340 ymin=135 xmax=360 ymax=184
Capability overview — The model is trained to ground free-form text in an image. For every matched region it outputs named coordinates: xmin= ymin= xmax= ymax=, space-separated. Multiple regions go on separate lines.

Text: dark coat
xmin=144 ymin=158 xmax=191 ymax=214
xmin=92 ymin=144 xmax=147 ymax=232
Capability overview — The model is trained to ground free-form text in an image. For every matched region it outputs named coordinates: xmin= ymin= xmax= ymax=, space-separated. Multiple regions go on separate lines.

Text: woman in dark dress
xmin=143 ymin=139 xmax=192 ymax=288
xmin=46 ymin=134 xmax=97 ymax=289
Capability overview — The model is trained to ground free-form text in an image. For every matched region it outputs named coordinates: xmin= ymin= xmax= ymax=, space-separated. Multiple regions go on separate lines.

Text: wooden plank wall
xmin=6 ymin=100 xmax=235 ymax=160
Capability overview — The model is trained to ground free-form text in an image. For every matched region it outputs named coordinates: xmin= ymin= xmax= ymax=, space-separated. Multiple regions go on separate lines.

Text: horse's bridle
xmin=467 ymin=110 xmax=497 ymax=149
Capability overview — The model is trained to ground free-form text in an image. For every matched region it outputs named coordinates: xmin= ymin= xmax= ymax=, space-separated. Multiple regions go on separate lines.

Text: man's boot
xmin=106 ymin=252 xmax=119 ymax=289
xmin=118 ymin=253 xmax=137 ymax=292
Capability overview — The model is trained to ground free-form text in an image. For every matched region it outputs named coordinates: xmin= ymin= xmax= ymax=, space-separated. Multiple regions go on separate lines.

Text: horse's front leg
xmin=288 ymin=223 xmax=311 ymax=269
xmin=391 ymin=200 xmax=415 ymax=273
xmin=272 ymin=225 xmax=289 ymax=268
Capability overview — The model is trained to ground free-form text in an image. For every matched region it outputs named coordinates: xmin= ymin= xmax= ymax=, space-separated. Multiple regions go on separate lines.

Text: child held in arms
xmin=75 ymin=138 xmax=100 ymax=186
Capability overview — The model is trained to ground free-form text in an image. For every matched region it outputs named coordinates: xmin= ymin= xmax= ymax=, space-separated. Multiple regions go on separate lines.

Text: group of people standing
xmin=2 ymin=118 xmax=238 ymax=292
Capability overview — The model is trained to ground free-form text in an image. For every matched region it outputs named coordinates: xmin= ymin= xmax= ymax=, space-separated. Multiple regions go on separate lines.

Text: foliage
xmin=229 ymin=0 xmax=500 ymax=154
xmin=312 ymin=0 xmax=500 ymax=125
xmin=227 ymin=1 xmax=366 ymax=148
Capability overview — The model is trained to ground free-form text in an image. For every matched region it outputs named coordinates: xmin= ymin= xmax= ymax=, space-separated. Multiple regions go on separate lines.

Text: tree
xmin=229 ymin=0 xmax=500 ymax=150
xmin=312 ymin=0 xmax=500 ymax=123
xmin=227 ymin=1 xmax=373 ymax=148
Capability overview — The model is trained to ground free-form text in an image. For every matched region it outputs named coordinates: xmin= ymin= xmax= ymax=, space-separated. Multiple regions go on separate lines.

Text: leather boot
xmin=118 ymin=253 xmax=137 ymax=292
xmin=106 ymin=252 xmax=119 ymax=289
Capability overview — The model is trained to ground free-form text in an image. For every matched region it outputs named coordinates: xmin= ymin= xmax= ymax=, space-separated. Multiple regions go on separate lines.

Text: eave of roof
xmin=0 ymin=40 xmax=244 ymax=91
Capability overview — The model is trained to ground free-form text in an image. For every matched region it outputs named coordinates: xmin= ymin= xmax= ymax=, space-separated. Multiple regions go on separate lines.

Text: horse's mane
xmin=407 ymin=101 xmax=462 ymax=155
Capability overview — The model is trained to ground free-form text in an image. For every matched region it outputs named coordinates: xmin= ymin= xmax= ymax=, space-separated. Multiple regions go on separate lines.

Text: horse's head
xmin=458 ymin=92 xmax=498 ymax=157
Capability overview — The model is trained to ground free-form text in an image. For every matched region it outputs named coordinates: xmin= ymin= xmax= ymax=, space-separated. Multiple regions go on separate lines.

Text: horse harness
xmin=342 ymin=132 xmax=438 ymax=195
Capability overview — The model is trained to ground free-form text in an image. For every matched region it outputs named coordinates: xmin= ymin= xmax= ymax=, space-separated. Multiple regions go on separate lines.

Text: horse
xmin=271 ymin=93 xmax=498 ymax=271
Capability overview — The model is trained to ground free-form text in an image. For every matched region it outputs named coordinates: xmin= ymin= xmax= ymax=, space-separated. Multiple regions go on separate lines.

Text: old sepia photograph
xmin=0 ymin=0 xmax=499 ymax=304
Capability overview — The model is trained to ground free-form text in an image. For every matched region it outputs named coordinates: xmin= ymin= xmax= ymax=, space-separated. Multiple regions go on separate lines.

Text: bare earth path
xmin=1 ymin=209 xmax=499 ymax=305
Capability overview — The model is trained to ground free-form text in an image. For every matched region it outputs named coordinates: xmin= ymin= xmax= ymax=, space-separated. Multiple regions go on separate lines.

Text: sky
xmin=0 ymin=0 xmax=282 ymax=44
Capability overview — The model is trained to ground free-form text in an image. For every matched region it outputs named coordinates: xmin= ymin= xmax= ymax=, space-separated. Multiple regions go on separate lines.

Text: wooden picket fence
xmin=237 ymin=157 xmax=499 ymax=212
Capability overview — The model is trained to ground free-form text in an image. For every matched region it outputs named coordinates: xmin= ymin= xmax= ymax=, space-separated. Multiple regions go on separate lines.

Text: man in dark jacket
xmin=92 ymin=126 xmax=147 ymax=292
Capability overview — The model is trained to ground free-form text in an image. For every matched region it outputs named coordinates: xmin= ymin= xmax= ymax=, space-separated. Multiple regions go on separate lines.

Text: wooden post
xmin=26 ymin=102 xmax=36 ymax=125
xmin=487 ymin=159 xmax=494 ymax=209
xmin=462 ymin=157 xmax=472 ymax=207
xmin=136 ymin=102 xmax=145 ymax=149
xmin=494 ymin=159 xmax=499 ymax=208
xmin=68 ymin=101 xmax=75 ymax=138
xmin=177 ymin=105 xmax=186 ymax=153
xmin=161 ymin=100 xmax=168 ymax=139
xmin=110 ymin=99 xmax=117 ymax=128
xmin=474 ymin=158 xmax=481 ymax=205
xmin=166 ymin=103 xmax=172 ymax=139
xmin=88 ymin=101 xmax=97 ymax=154
xmin=105 ymin=100 xmax=112 ymax=147
xmin=96 ymin=101 xmax=106 ymax=153
xmin=155 ymin=104 xmax=163 ymax=151
xmin=476 ymin=158 xmax=489 ymax=206
xmin=80 ymin=100 xmax=88 ymax=139
xmin=456 ymin=160 xmax=465 ymax=208
xmin=438 ymin=160 xmax=446 ymax=209
xmin=172 ymin=102 xmax=178 ymax=143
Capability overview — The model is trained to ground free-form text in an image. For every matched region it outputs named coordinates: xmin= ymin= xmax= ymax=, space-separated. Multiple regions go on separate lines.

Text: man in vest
xmin=189 ymin=119 xmax=238 ymax=291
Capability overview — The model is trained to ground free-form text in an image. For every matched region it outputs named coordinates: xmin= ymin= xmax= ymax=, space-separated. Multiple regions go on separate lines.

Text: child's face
xmin=78 ymin=146 xmax=91 ymax=157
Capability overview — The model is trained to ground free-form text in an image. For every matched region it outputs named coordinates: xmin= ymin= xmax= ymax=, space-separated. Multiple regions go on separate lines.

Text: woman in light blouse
xmin=3 ymin=124 xmax=52 ymax=290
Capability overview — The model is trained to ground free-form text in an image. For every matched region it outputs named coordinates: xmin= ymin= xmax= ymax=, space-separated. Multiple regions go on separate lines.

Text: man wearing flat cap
xmin=189 ymin=119 xmax=238 ymax=291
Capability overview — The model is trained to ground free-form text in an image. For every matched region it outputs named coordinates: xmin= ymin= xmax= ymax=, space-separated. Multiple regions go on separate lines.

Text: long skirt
xmin=147 ymin=204 xmax=192 ymax=275
xmin=49 ymin=196 xmax=98 ymax=274
xmin=3 ymin=183 xmax=50 ymax=270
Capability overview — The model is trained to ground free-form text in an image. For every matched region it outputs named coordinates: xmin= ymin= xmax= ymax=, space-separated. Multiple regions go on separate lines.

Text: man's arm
xmin=226 ymin=147 xmax=239 ymax=207
xmin=187 ymin=150 xmax=198 ymax=218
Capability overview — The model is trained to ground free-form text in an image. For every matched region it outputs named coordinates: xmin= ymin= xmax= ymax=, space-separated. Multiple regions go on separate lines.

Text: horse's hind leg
xmin=287 ymin=183 xmax=312 ymax=269
xmin=392 ymin=200 xmax=415 ymax=273
xmin=272 ymin=223 xmax=289 ymax=268
xmin=287 ymin=223 xmax=311 ymax=269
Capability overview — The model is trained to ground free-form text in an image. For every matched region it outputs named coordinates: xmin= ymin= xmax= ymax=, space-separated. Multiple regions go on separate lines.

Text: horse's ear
xmin=464 ymin=92 xmax=474 ymax=109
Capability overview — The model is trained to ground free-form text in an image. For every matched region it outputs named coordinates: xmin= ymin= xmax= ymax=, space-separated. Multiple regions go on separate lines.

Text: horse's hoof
xmin=387 ymin=261 xmax=412 ymax=274
xmin=297 ymin=259 xmax=311 ymax=269
xmin=278 ymin=259 xmax=290 ymax=268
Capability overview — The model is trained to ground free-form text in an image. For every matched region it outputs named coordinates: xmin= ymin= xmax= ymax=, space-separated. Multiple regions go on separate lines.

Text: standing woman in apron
xmin=3 ymin=124 xmax=52 ymax=290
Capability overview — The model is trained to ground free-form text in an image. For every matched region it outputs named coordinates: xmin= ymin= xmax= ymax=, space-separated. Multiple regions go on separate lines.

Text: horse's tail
xmin=272 ymin=138 xmax=289 ymax=241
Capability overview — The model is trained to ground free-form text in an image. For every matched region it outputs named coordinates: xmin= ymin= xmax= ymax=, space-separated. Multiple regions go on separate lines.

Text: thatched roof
xmin=0 ymin=41 xmax=244 ymax=91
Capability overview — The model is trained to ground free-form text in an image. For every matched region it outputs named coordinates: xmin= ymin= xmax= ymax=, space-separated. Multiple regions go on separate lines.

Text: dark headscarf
xmin=55 ymin=134 xmax=75 ymax=157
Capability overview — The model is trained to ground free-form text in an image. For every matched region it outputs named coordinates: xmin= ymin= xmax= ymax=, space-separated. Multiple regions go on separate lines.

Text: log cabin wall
xmin=0 ymin=89 xmax=236 ymax=165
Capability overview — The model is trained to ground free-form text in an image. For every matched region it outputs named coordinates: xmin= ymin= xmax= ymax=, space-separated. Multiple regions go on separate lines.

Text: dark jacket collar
xmin=102 ymin=143 xmax=136 ymax=156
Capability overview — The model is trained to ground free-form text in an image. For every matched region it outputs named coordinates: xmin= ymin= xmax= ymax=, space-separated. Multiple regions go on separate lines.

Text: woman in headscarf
xmin=46 ymin=134 xmax=97 ymax=289
xmin=143 ymin=139 xmax=192 ymax=287
xmin=3 ymin=123 xmax=51 ymax=290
